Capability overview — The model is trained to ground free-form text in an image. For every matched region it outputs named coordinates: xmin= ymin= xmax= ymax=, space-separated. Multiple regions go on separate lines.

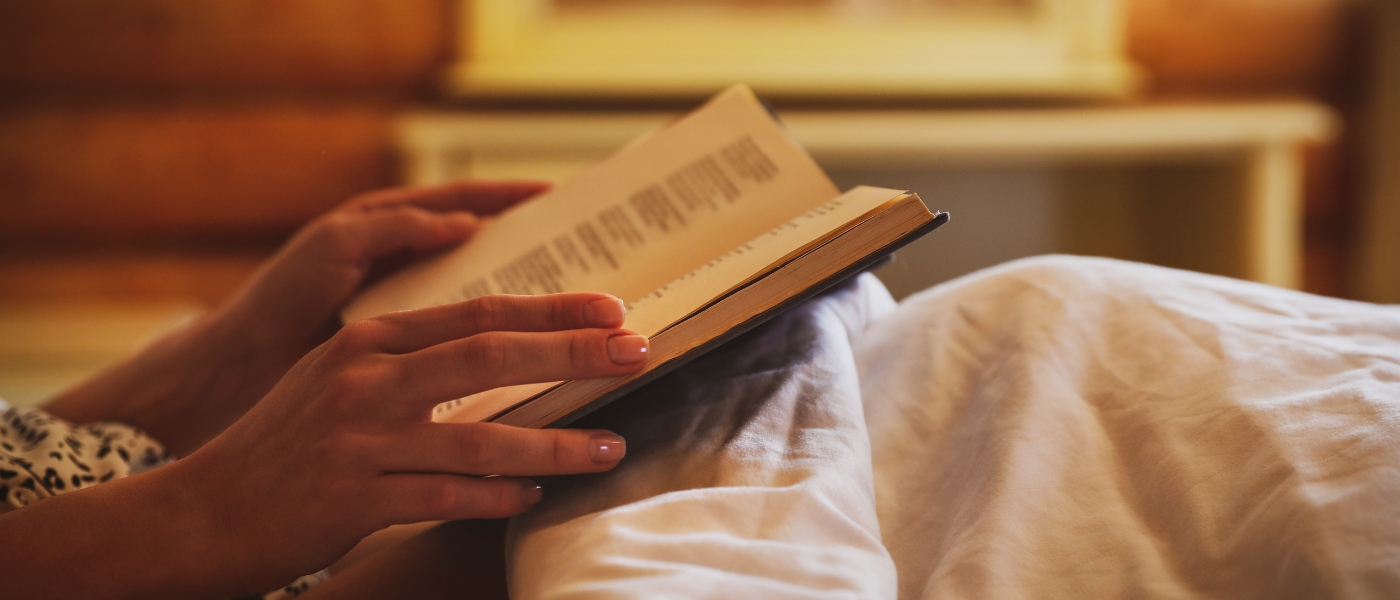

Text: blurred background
xmin=0 ymin=0 xmax=1397 ymax=405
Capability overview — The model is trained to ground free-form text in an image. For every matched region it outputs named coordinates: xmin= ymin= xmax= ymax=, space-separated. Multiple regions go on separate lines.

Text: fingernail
xmin=583 ymin=297 xmax=626 ymax=328
xmin=520 ymin=481 xmax=544 ymax=505
xmin=606 ymin=334 xmax=648 ymax=364
xmin=588 ymin=433 xmax=627 ymax=463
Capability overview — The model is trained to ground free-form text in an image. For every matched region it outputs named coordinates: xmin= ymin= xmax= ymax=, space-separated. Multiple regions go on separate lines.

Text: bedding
xmin=508 ymin=270 xmax=898 ymax=599
xmin=508 ymin=255 xmax=1400 ymax=599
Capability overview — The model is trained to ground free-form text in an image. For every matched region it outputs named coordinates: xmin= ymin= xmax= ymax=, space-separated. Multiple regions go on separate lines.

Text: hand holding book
xmin=2 ymin=85 xmax=944 ymax=597
xmin=345 ymin=85 xmax=947 ymax=427
xmin=134 ymin=291 xmax=644 ymax=595
xmin=14 ymin=183 xmax=651 ymax=598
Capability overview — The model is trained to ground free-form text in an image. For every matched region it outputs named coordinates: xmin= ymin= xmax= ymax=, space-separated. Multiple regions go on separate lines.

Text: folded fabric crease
xmin=510 ymin=256 xmax=1400 ymax=600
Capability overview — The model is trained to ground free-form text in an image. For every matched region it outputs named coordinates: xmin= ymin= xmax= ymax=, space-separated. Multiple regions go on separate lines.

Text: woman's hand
xmin=222 ymin=180 xmax=552 ymax=359
xmin=0 ymin=292 xmax=647 ymax=599
xmin=44 ymin=180 xmax=551 ymax=456
xmin=184 ymin=292 xmax=646 ymax=591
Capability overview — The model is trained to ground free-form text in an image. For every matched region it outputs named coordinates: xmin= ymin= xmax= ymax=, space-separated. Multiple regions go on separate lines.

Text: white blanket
xmin=509 ymin=256 xmax=1400 ymax=599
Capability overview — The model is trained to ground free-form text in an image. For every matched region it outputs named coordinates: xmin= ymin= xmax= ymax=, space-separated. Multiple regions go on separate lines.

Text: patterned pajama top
xmin=0 ymin=400 xmax=326 ymax=599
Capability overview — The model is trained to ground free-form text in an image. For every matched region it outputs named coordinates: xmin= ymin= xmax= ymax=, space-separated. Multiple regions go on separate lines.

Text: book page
xmin=342 ymin=85 xmax=839 ymax=322
xmin=431 ymin=186 xmax=913 ymax=424
xmin=623 ymin=186 xmax=907 ymax=336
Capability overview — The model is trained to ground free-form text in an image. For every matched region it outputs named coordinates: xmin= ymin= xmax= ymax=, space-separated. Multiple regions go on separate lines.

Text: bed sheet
xmin=508 ymin=256 xmax=1400 ymax=599
xmin=508 ymin=273 xmax=899 ymax=599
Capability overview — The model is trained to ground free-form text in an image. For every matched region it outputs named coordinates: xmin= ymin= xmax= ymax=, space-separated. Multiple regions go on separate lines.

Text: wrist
xmin=132 ymin=459 xmax=246 ymax=596
xmin=110 ymin=313 xmax=264 ymax=452
xmin=213 ymin=248 xmax=344 ymax=358
xmin=153 ymin=453 xmax=267 ymax=595
xmin=47 ymin=307 xmax=290 ymax=457
xmin=42 ymin=313 xmax=229 ymax=437
xmin=212 ymin=287 xmax=332 ymax=374
xmin=0 ymin=460 xmax=247 ymax=599
xmin=107 ymin=455 xmax=276 ymax=597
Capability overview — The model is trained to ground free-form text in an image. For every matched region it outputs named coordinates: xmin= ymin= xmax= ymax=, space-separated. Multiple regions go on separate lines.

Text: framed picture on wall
xmin=448 ymin=0 xmax=1138 ymax=100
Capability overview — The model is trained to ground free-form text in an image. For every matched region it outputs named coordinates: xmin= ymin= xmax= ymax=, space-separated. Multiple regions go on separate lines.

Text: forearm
xmin=0 ymin=462 xmax=244 ymax=599
xmin=42 ymin=308 xmax=298 ymax=456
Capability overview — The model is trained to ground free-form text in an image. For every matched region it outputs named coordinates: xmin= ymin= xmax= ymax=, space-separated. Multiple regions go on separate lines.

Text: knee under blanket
xmin=509 ymin=256 xmax=1400 ymax=600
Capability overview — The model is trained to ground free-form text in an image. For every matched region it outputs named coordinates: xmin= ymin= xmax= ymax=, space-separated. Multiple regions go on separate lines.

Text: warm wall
xmin=0 ymin=1 xmax=449 ymax=89
xmin=1129 ymin=0 xmax=1367 ymax=298
xmin=0 ymin=0 xmax=453 ymax=305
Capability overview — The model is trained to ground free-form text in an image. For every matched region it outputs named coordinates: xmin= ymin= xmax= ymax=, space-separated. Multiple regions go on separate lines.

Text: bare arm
xmin=0 ymin=292 xmax=644 ymax=598
xmin=4 ymin=180 xmax=649 ymax=597
xmin=303 ymin=519 xmax=512 ymax=600
xmin=42 ymin=180 xmax=552 ymax=457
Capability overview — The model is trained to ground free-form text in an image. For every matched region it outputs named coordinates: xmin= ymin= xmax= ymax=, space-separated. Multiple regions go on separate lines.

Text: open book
xmin=343 ymin=85 xmax=947 ymax=427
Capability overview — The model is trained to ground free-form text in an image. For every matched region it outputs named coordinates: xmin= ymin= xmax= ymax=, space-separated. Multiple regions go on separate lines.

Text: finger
xmin=348 ymin=205 xmax=479 ymax=264
xmin=368 ymin=293 xmax=628 ymax=354
xmin=375 ymin=422 xmax=626 ymax=476
xmin=373 ymin=474 xmax=544 ymax=524
xmin=392 ymin=329 xmax=649 ymax=406
xmin=354 ymin=180 xmax=552 ymax=215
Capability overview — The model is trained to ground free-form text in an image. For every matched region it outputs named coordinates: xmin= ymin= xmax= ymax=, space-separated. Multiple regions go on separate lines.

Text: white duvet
xmin=508 ymin=256 xmax=1400 ymax=599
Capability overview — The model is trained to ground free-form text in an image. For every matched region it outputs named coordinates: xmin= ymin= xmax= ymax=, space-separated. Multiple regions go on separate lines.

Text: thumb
xmin=350 ymin=206 xmax=479 ymax=265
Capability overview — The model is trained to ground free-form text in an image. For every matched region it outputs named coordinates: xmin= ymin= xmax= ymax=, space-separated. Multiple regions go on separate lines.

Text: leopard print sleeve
xmin=0 ymin=400 xmax=329 ymax=598
xmin=0 ymin=400 xmax=170 ymax=513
